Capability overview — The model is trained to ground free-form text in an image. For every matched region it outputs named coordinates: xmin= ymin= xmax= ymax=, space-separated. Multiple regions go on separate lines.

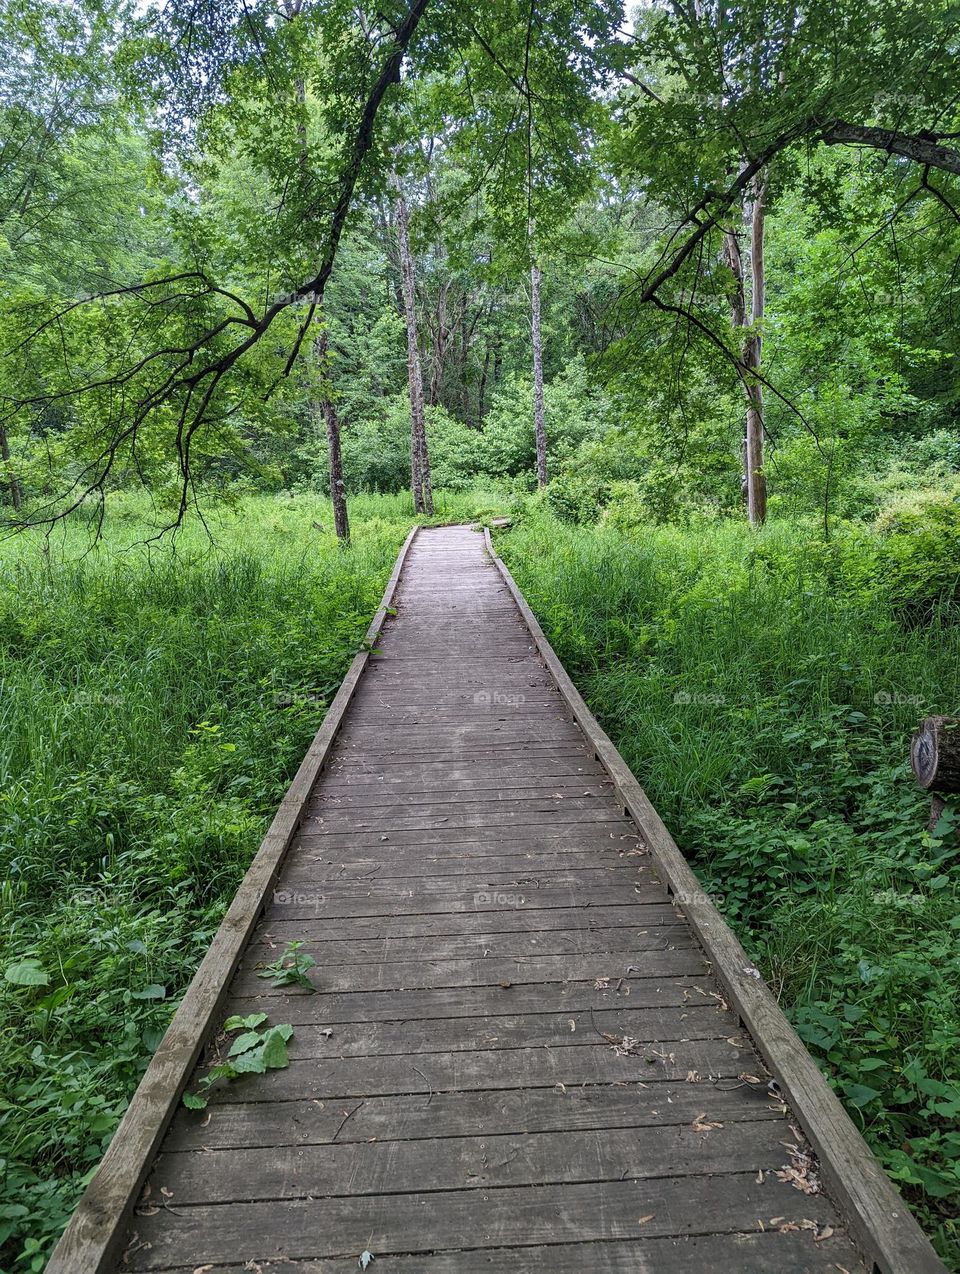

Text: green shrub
xmin=546 ymin=471 xmax=609 ymax=523
xmin=601 ymin=465 xmax=686 ymax=528
xmin=477 ymin=356 xmax=611 ymax=479
xmin=875 ymin=494 xmax=960 ymax=623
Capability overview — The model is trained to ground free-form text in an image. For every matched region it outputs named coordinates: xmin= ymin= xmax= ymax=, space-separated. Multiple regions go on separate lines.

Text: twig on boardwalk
xmin=332 ymin=1101 xmax=364 ymax=1142
xmin=413 ymin=1066 xmax=434 ymax=1105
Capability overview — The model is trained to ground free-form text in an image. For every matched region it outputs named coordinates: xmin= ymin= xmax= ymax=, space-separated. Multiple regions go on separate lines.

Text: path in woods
xmin=109 ymin=525 xmax=875 ymax=1272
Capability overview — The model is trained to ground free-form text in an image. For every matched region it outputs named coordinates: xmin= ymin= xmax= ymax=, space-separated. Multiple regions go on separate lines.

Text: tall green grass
xmin=501 ymin=507 xmax=960 ymax=1267
xmin=0 ymin=487 xmax=504 ymax=1270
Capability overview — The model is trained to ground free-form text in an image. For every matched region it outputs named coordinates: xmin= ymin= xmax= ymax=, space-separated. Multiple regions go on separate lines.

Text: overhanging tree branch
xmin=637 ymin=126 xmax=805 ymax=304
xmin=3 ymin=0 xmax=432 ymax=534
xmin=820 ymin=121 xmax=960 ymax=176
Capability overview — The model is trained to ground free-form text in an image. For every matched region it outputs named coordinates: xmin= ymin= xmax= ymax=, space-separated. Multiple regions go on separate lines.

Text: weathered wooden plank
xmin=277 ymin=866 xmax=649 ymax=894
xmin=228 ymin=947 xmax=707 ymax=995
xmin=43 ymin=529 xmax=422 ymax=1274
xmin=349 ymin=691 xmax=565 ymax=708
xmin=255 ymin=901 xmax=681 ymax=941
xmin=163 ymin=1080 xmax=784 ymax=1152
xmin=320 ymin=760 xmax=606 ymax=785
xmin=199 ymin=1036 xmax=755 ymax=1104
xmin=251 ymin=919 xmax=688 ymax=960
xmin=124 ymin=1231 xmax=869 ymax=1274
xmin=316 ymin=778 xmax=614 ymax=803
xmin=256 ymin=885 xmax=671 ymax=923
xmin=275 ymin=865 xmax=650 ymax=896
xmin=335 ymin=727 xmax=585 ymax=748
xmin=124 ymin=1175 xmax=846 ymax=1269
xmin=301 ymin=804 xmax=625 ymax=837
xmin=294 ymin=820 xmax=639 ymax=847
xmin=218 ymin=975 xmax=709 ymax=1025
xmin=257 ymin=885 xmax=670 ymax=923
xmin=326 ymin=746 xmax=593 ymax=767
xmin=345 ymin=698 xmax=565 ymax=712
xmin=305 ymin=794 xmax=613 ymax=826
xmin=341 ymin=711 xmax=570 ymax=727
xmin=250 ymin=922 xmax=692 ymax=958
xmin=273 ymin=850 xmax=649 ymax=883
xmin=333 ymin=742 xmax=592 ymax=760
xmin=242 ymin=1004 xmax=735 ymax=1059
xmin=149 ymin=1121 xmax=789 ymax=1205
xmin=484 ymin=528 xmax=947 ymax=1274
xmin=362 ymin=667 xmax=553 ymax=682
xmin=369 ymin=652 xmax=544 ymax=663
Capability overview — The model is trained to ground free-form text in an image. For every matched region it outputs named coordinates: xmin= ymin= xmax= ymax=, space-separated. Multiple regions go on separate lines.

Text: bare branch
xmin=3 ymin=0 xmax=432 ymax=536
xmin=821 ymin=121 xmax=960 ymax=176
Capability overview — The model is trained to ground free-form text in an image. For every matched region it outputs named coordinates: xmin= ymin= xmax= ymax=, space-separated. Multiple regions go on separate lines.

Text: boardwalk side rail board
xmin=45 ymin=527 xmax=420 ymax=1274
xmin=482 ymin=526 xmax=945 ymax=1274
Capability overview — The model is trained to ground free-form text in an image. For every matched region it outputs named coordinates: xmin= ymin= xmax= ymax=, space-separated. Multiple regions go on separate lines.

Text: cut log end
xmin=910 ymin=715 xmax=960 ymax=792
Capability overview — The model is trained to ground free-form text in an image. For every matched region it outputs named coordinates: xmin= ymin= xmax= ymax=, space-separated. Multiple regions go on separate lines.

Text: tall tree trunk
xmin=315 ymin=329 xmax=350 ymax=542
xmin=723 ymin=189 xmax=767 ymax=525
xmin=531 ymin=257 xmax=548 ymax=488
xmin=427 ymin=279 xmax=449 ymax=407
xmin=0 ymin=424 xmax=22 ymax=511
xmin=391 ymin=174 xmax=432 ymax=515
xmin=286 ymin=12 xmax=349 ymax=540
xmin=744 ymin=179 xmax=767 ymax=526
xmin=479 ymin=344 xmax=491 ymax=422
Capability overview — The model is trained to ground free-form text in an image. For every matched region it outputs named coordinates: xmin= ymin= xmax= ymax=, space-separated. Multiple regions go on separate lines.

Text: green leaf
xmin=206 ymin=1063 xmax=239 ymax=1083
xmin=224 ymin=1013 xmax=268 ymax=1031
xmin=359 ymin=1252 xmax=375 ymax=1270
xmin=4 ymin=959 xmax=49 ymax=987
xmin=231 ymin=1048 xmax=268 ymax=1075
xmin=227 ymin=1031 xmax=263 ymax=1057
xmin=182 ymin=1091 xmax=207 ymax=1110
xmin=843 ymin=1082 xmax=882 ymax=1108
xmin=260 ymin=1028 xmax=290 ymax=1069
xmin=131 ymin=984 xmax=166 ymax=1000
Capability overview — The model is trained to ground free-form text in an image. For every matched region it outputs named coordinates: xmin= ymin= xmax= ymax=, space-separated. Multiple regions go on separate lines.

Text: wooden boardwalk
xmin=49 ymin=525 xmax=946 ymax=1274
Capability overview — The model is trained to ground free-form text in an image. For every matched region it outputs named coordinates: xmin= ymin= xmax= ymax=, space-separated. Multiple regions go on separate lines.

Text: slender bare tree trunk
xmin=723 ymin=219 xmax=748 ymax=509
xmin=722 ymin=223 xmax=747 ymax=328
xmin=479 ymin=344 xmax=491 ymax=421
xmin=0 ymin=425 xmax=22 ymax=511
xmin=723 ymin=188 xmax=767 ymax=525
xmin=391 ymin=173 xmax=432 ymax=515
xmin=531 ymin=257 xmax=548 ymax=487
xmin=286 ymin=20 xmax=350 ymax=540
xmin=744 ymin=179 xmax=767 ymax=525
xmin=427 ymin=279 xmax=450 ymax=407
xmin=315 ymin=329 xmax=350 ymax=542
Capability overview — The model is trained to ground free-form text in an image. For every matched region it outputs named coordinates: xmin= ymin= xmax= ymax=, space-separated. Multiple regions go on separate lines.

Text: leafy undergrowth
xmin=0 ymin=491 xmax=498 ymax=1270
xmin=501 ymin=505 xmax=960 ymax=1269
